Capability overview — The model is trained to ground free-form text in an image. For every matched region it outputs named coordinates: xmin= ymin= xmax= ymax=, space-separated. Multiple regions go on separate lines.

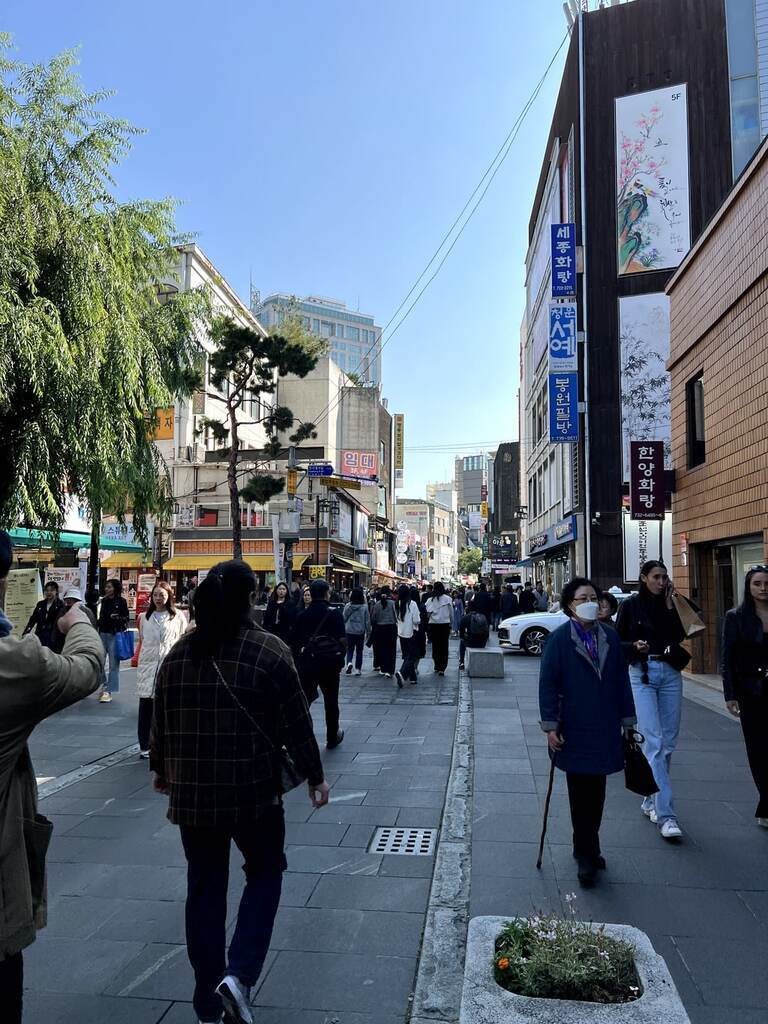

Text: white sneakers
xmin=139 ymin=750 xmax=150 ymax=760
xmin=660 ymin=819 xmax=683 ymax=840
xmin=98 ymin=691 xmax=112 ymax=703
xmin=345 ymin=663 xmax=353 ymax=674
xmin=642 ymin=805 xmax=658 ymax=824
xmin=757 ymin=817 xmax=768 ymax=828
xmin=353 ymin=668 xmax=361 ymax=676
xmin=216 ymin=975 xmax=253 ymax=1024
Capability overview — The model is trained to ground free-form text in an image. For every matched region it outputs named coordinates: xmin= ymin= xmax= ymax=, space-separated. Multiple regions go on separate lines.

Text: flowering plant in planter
xmin=493 ymin=895 xmax=641 ymax=1005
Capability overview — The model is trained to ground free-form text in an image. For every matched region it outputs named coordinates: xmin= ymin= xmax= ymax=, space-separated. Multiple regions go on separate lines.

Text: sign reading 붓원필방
xmin=629 ymin=441 xmax=665 ymax=521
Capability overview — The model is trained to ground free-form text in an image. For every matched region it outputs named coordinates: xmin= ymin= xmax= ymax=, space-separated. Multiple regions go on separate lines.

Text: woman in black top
xmin=97 ymin=578 xmax=129 ymax=703
xmin=263 ymin=582 xmax=297 ymax=645
xmin=23 ymin=580 xmax=65 ymax=650
xmin=721 ymin=566 xmax=768 ymax=827
xmin=616 ymin=560 xmax=691 ymax=841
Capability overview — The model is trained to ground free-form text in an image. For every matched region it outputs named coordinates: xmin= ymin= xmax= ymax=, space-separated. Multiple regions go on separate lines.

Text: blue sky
xmin=4 ymin=1 xmax=567 ymax=496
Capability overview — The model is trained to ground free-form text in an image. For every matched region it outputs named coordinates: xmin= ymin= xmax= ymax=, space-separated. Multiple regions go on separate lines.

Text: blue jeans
xmin=630 ymin=661 xmax=682 ymax=824
xmin=346 ymin=633 xmax=365 ymax=670
xmin=180 ymin=806 xmax=286 ymax=1021
xmin=99 ymin=632 xmax=121 ymax=693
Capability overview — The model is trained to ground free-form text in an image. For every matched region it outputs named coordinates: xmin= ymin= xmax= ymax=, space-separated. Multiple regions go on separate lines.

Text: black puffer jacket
xmin=721 ymin=607 xmax=768 ymax=702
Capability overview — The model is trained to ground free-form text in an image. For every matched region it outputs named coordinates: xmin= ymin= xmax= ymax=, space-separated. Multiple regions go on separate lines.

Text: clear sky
xmin=4 ymin=1 xmax=568 ymax=497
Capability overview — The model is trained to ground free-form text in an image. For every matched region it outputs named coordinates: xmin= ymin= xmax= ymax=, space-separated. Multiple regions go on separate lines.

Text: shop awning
xmin=101 ymin=552 xmax=152 ymax=569
xmin=373 ymin=568 xmax=396 ymax=578
xmin=163 ymin=554 xmax=310 ymax=571
xmin=333 ymin=555 xmax=372 ymax=574
xmin=10 ymin=528 xmax=143 ymax=552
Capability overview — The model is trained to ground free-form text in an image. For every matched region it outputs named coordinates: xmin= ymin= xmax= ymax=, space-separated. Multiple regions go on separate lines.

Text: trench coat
xmin=136 ymin=610 xmax=187 ymax=698
xmin=0 ymin=623 xmax=104 ymax=959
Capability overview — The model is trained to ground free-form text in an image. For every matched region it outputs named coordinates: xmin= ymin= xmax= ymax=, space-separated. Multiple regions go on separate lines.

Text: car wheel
xmin=521 ymin=627 xmax=549 ymax=656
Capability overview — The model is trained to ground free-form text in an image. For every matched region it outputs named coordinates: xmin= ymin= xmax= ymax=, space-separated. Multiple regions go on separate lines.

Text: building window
xmin=345 ymin=326 xmax=360 ymax=341
xmin=725 ymin=0 xmax=761 ymax=177
xmin=686 ymin=372 xmax=705 ymax=467
xmin=311 ymin=318 xmax=320 ymax=333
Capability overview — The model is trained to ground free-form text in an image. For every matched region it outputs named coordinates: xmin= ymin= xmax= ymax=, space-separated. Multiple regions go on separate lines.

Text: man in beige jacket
xmin=0 ymin=531 xmax=104 ymax=1022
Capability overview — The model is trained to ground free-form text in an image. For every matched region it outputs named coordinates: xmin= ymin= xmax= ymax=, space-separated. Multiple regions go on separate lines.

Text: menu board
xmin=4 ymin=569 xmax=42 ymax=630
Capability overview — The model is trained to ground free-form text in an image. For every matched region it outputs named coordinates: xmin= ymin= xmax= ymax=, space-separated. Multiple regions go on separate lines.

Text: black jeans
xmin=0 ymin=951 xmax=22 ymax=1024
xmin=566 ymin=772 xmax=607 ymax=861
xmin=318 ymin=671 xmax=341 ymax=743
xmin=345 ymin=633 xmax=365 ymax=670
xmin=459 ymin=637 xmax=487 ymax=663
xmin=431 ymin=623 xmax=451 ymax=673
xmin=399 ymin=635 xmax=418 ymax=681
xmin=138 ymin=696 xmax=154 ymax=751
xmin=739 ymin=687 xmax=768 ymax=817
xmin=179 ymin=806 xmax=286 ymax=1021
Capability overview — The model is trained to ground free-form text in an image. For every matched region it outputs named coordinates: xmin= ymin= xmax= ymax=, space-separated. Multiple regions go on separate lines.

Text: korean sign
xmin=152 ymin=407 xmax=175 ymax=440
xmin=548 ymin=303 xmax=578 ymax=443
xmin=393 ymin=414 xmax=405 ymax=470
xmin=340 ymin=450 xmax=379 ymax=479
xmin=551 ymin=223 xmax=577 ymax=297
xmin=629 ymin=441 xmax=665 ymax=520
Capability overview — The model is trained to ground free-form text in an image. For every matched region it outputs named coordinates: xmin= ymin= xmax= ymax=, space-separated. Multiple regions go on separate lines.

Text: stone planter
xmin=460 ymin=916 xmax=691 ymax=1024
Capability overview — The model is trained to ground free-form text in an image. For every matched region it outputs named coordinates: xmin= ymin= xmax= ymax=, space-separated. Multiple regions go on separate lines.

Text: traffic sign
xmin=308 ymin=464 xmax=334 ymax=477
xmin=396 ymin=553 xmax=408 ymax=565
xmin=320 ymin=476 xmax=361 ymax=490
xmin=286 ymin=468 xmax=298 ymax=496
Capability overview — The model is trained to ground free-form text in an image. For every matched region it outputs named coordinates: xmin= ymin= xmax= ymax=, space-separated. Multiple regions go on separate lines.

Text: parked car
xmin=497 ymin=591 xmax=633 ymax=656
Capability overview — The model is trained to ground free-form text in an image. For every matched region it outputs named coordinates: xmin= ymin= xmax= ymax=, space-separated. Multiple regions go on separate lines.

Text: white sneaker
xmin=757 ymin=817 xmax=768 ymax=828
xmin=345 ymin=663 xmax=353 ymax=674
xmin=216 ymin=975 xmax=253 ymax=1024
xmin=98 ymin=691 xmax=112 ymax=703
xmin=139 ymin=750 xmax=150 ymax=760
xmin=642 ymin=805 xmax=658 ymax=824
xmin=660 ymin=819 xmax=683 ymax=840
xmin=353 ymin=669 xmax=361 ymax=676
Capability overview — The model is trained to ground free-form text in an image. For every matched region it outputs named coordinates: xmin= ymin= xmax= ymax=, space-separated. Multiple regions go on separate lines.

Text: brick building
xmin=667 ymin=135 xmax=768 ymax=673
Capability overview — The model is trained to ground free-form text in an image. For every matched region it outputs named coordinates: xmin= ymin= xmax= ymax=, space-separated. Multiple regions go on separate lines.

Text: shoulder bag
xmin=211 ymin=658 xmax=306 ymax=796
xmin=300 ymin=610 xmax=346 ymax=673
xmin=623 ymin=729 xmax=659 ymax=797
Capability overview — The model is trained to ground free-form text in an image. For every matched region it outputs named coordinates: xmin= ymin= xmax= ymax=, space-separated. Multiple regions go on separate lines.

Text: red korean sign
xmin=340 ymin=450 xmax=378 ymax=479
xmin=629 ymin=441 xmax=665 ymax=521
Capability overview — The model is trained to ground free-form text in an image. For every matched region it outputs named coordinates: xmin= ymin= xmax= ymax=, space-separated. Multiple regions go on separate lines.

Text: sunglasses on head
xmin=749 ymin=565 xmax=768 ymax=573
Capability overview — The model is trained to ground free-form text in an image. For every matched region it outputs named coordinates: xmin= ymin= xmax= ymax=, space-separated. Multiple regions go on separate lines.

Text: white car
xmin=498 ymin=592 xmax=633 ymax=656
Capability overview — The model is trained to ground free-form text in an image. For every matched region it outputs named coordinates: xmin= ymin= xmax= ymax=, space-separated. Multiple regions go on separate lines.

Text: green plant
xmin=493 ymin=897 xmax=641 ymax=1004
xmin=458 ymin=546 xmax=483 ymax=575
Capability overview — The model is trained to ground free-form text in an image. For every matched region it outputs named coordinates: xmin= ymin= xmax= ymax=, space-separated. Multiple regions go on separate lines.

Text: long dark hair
xmin=270 ymin=582 xmax=289 ymax=603
xmin=379 ymin=586 xmax=391 ymax=607
xmin=396 ymin=584 xmax=411 ymax=621
xmin=639 ymin=560 xmax=667 ymax=598
xmin=349 ymin=587 xmax=365 ymax=605
xmin=432 ymin=581 xmax=446 ymax=599
xmin=190 ymin=560 xmax=256 ymax=657
xmin=740 ymin=566 xmax=768 ymax=619
xmin=409 ymin=586 xmax=421 ymax=607
xmin=145 ymin=580 xmax=176 ymax=620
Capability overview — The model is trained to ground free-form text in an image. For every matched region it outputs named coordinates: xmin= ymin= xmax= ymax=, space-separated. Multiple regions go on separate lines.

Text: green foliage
xmin=493 ymin=902 xmax=640 ymax=1004
xmin=458 ymin=547 xmax=483 ymax=575
xmin=0 ymin=42 xmax=209 ymax=537
xmin=274 ymin=295 xmax=327 ymax=359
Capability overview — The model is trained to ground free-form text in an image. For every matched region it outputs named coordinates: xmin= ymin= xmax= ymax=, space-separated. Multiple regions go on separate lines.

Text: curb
xmin=38 ymin=742 xmax=142 ymax=800
xmin=410 ymin=668 xmax=473 ymax=1023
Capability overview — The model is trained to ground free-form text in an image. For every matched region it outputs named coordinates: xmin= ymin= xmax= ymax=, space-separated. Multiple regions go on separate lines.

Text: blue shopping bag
xmin=114 ymin=630 xmax=135 ymax=662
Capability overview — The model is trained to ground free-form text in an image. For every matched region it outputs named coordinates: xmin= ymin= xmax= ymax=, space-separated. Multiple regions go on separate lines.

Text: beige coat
xmin=0 ymin=622 xmax=104 ymax=960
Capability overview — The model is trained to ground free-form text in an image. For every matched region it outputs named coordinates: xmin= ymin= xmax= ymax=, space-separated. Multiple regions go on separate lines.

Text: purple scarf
xmin=573 ymin=619 xmax=599 ymax=665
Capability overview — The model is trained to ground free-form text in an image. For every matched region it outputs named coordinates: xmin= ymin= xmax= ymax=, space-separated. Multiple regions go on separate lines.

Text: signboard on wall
xmin=45 ymin=567 xmax=83 ymax=592
xmin=136 ymin=572 xmax=157 ymax=617
xmin=340 ymin=450 xmax=378 ymax=479
xmin=623 ymin=513 xmax=673 ymax=583
xmin=548 ymin=303 xmax=579 ymax=443
xmin=629 ymin=441 xmax=665 ymax=521
xmin=615 ymin=84 xmax=690 ymax=275
xmin=393 ymin=414 xmax=405 ymax=474
xmin=550 ymin=223 xmax=577 ymax=297
xmin=4 ymin=569 xmax=42 ymax=629
xmin=619 ymin=293 xmax=671 ymax=481
xmin=152 ymin=407 xmax=175 ymax=440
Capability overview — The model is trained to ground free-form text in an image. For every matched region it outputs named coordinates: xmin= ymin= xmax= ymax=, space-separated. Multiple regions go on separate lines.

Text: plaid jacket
xmin=150 ymin=625 xmax=324 ymax=826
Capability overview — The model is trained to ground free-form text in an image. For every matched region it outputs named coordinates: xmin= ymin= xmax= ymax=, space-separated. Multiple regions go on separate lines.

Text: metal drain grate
xmin=369 ymin=826 xmax=437 ymax=856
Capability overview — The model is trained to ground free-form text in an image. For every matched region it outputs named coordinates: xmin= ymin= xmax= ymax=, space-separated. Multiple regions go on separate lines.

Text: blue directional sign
xmin=551 ymin=222 xmax=577 ymax=297
xmin=308 ymin=464 xmax=334 ymax=477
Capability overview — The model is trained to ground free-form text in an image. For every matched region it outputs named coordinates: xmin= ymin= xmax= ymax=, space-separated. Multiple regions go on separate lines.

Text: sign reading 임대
xmin=551 ymin=223 xmax=577 ymax=297
xmin=630 ymin=441 xmax=665 ymax=520
xmin=340 ymin=450 xmax=379 ymax=479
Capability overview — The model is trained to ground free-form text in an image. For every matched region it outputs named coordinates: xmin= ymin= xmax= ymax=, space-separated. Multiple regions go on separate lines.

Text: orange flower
xmin=497 ymin=957 xmax=510 ymax=970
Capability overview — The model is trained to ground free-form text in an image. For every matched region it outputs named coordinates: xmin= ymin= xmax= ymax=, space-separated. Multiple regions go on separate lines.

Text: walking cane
xmin=536 ymin=750 xmax=557 ymax=870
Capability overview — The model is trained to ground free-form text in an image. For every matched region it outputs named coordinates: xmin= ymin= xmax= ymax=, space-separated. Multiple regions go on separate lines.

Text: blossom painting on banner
xmin=615 ymin=84 xmax=690 ymax=275
xmin=619 ymin=293 xmax=671 ymax=482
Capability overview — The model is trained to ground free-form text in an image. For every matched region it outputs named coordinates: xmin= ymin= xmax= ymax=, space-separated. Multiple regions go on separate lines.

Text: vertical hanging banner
xmin=629 ymin=441 xmax=665 ymax=520
xmin=548 ymin=303 xmax=579 ymax=443
xmin=551 ymin=223 xmax=577 ymax=297
xmin=393 ymin=413 xmax=405 ymax=490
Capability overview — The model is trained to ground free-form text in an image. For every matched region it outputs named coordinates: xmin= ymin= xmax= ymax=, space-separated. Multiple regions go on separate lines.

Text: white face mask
xmin=575 ymin=601 xmax=599 ymax=622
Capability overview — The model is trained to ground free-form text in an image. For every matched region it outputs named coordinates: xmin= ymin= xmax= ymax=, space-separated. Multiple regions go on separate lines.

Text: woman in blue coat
xmin=539 ymin=577 xmax=637 ymax=887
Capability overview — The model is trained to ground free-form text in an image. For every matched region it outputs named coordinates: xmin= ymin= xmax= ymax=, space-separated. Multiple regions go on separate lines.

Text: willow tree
xmin=0 ymin=43 xmax=207 ymax=567
xmin=199 ymin=315 xmax=318 ymax=561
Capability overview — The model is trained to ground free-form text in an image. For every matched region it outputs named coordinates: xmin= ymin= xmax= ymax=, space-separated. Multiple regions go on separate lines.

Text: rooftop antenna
xmin=563 ymin=2 xmax=575 ymax=27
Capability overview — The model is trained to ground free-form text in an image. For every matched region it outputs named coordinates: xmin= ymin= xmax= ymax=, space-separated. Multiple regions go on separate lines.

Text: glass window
xmin=725 ymin=0 xmax=758 ymax=78
xmin=311 ymin=318 xmax=320 ymax=333
xmin=345 ymin=326 xmax=360 ymax=341
xmin=731 ymin=75 xmax=761 ymax=176
xmin=320 ymin=321 xmax=333 ymax=338
xmin=686 ymin=372 xmax=706 ymax=468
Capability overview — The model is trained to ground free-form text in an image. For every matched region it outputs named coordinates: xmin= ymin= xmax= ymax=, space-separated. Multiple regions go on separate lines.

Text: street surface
xmin=24 ymin=638 xmax=768 ymax=1023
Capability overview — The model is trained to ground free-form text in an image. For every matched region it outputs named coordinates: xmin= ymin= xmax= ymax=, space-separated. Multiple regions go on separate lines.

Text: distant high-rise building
xmin=256 ymin=294 xmax=382 ymax=386
xmin=454 ymin=452 xmax=495 ymax=547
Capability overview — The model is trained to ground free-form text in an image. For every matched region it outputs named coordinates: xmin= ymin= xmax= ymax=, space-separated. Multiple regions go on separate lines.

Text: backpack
xmin=301 ymin=610 xmax=346 ymax=673
xmin=469 ymin=612 xmax=489 ymax=639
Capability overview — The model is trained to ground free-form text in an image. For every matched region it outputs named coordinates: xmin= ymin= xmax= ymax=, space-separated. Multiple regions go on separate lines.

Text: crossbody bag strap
xmin=302 ymin=609 xmax=332 ymax=650
xmin=211 ymin=658 xmax=276 ymax=756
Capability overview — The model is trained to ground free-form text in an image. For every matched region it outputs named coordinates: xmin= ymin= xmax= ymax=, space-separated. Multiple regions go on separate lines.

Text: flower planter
xmin=460 ymin=916 xmax=691 ymax=1024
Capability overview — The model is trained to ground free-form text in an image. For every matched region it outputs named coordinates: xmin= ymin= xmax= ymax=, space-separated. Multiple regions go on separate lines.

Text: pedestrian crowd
xmin=1 ymin=524 xmax=766 ymax=1022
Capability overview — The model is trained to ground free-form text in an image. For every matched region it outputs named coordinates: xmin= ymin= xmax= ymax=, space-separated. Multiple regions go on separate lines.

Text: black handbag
xmin=623 ymin=730 xmax=659 ymax=796
xmin=211 ymin=659 xmax=306 ymax=796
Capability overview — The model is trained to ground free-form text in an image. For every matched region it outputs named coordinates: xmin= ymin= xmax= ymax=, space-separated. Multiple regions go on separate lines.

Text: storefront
xmin=526 ymin=515 xmax=578 ymax=597
xmin=162 ymin=552 xmax=311 ymax=598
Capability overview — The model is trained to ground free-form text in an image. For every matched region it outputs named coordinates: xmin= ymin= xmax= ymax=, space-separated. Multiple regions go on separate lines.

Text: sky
xmin=4 ymin=1 xmax=568 ymax=497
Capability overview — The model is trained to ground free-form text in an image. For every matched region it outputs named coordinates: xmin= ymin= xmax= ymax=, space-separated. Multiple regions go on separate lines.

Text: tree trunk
xmin=86 ymin=511 xmax=101 ymax=615
xmin=228 ymin=404 xmax=242 ymax=560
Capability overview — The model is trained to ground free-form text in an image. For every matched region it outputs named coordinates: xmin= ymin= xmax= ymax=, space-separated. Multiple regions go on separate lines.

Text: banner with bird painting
xmin=615 ymin=85 xmax=690 ymax=275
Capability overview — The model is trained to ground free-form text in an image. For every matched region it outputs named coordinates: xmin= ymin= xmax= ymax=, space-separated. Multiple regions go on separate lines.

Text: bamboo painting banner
xmin=616 ymin=84 xmax=690 ymax=275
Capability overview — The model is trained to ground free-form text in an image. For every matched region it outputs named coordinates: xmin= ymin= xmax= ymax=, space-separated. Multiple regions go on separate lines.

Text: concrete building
xmin=454 ymin=452 xmax=495 ymax=548
xmin=256 ymin=293 xmax=383 ymax=387
xmin=667 ymin=134 xmax=768 ymax=673
xmin=520 ymin=0 xmax=766 ymax=593
xmin=490 ymin=443 xmax=522 ymax=574
xmin=395 ymin=498 xmax=457 ymax=582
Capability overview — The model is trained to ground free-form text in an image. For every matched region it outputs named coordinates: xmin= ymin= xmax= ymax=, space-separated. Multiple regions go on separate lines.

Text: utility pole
xmin=284 ymin=445 xmax=297 ymax=589
xmin=315 ymin=494 xmax=321 ymax=568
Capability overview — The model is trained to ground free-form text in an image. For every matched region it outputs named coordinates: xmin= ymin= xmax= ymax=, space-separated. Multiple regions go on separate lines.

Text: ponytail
xmin=189 ymin=560 xmax=256 ymax=658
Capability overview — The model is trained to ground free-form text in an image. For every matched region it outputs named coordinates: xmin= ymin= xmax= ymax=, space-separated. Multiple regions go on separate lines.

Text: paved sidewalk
xmin=470 ymin=654 xmax=768 ymax=1024
xmin=26 ymin=641 xmax=461 ymax=1024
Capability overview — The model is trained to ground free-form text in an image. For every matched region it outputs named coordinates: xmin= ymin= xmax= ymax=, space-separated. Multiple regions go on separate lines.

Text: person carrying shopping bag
xmin=136 ymin=581 xmax=187 ymax=759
